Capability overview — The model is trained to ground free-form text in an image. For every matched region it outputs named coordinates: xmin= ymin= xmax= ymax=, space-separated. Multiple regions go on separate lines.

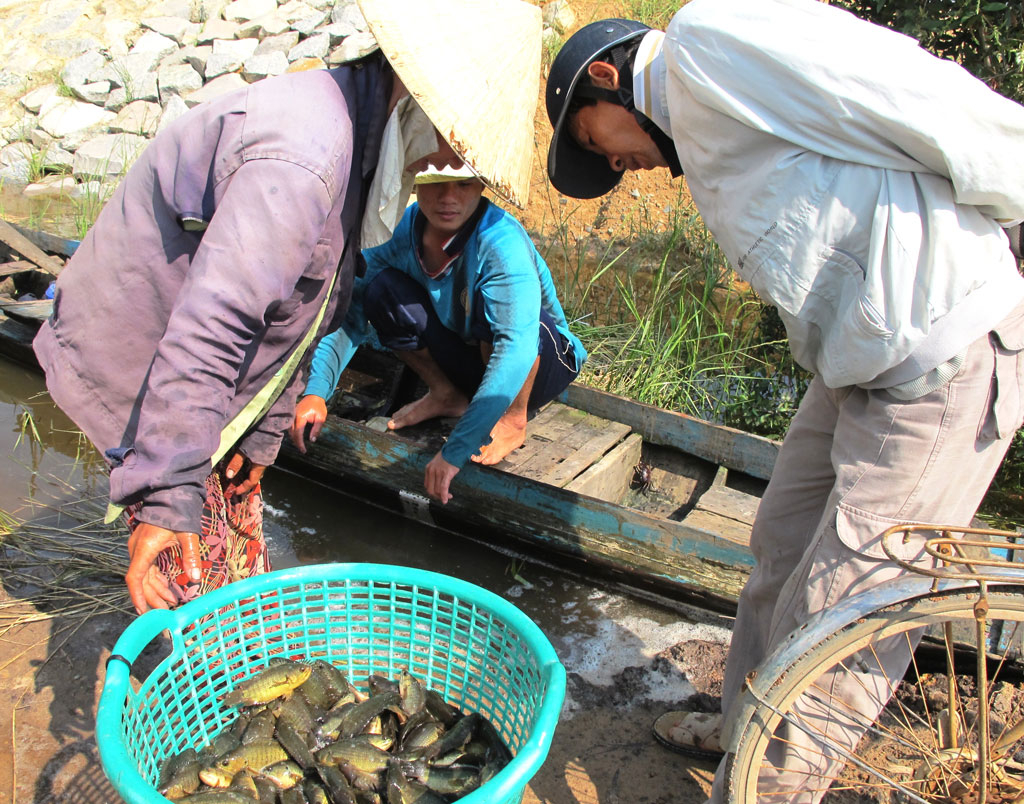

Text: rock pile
xmin=0 ymin=0 xmax=573 ymax=208
xmin=0 ymin=0 xmax=380 ymax=200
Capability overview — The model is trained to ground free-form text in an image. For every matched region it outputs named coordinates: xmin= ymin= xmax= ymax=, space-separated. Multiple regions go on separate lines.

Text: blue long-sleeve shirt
xmin=304 ymin=200 xmax=586 ymax=466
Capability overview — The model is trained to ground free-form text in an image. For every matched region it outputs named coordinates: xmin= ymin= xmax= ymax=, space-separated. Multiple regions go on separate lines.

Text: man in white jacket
xmin=547 ymin=1 xmax=1024 ymax=801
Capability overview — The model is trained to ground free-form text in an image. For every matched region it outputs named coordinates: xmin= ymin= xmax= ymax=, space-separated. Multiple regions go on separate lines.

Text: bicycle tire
xmin=726 ymin=586 xmax=1024 ymax=804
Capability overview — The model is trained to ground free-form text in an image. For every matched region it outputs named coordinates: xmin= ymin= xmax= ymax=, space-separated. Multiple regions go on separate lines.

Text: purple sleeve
xmin=109 ymin=159 xmax=335 ymax=533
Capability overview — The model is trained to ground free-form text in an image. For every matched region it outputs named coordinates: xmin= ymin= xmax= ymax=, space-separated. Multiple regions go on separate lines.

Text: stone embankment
xmin=0 ymin=0 xmax=575 ymax=204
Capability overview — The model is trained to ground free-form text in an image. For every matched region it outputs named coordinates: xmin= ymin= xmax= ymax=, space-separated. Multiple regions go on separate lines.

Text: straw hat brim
xmin=357 ymin=0 xmax=541 ymax=208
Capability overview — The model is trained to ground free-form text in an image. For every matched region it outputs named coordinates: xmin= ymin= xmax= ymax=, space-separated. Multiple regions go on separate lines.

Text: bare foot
xmin=388 ymin=390 xmax=469 ymax=430
xmin=471 ymin=416 xmax=526 ymax=465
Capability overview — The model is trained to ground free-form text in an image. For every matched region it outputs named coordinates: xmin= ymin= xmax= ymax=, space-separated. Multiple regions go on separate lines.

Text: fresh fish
xmin=385 ymin=763 xmax=447 ymax=804
xmin=423 ymin=690 xmax=460 ymax=727
xmin=159 ymin=750 xmax=201 ymax=800
xmin=314 ymin=763 xmax=357 ymax=804
xmin=398 ymin=670 xmax=425 ymax=717
xmin=335 ymin=692 xmax=403 ymax=740
xmin=222 ymin=662 xmax=313 ymax=707
xmin=175 ymin=791 xmax=256 ymax=804
xmin=225 ymin=768 xmax=258 ymax=799
xmin=276 ymin=718 xmax=316 ymax=769
xmin=198 ymin=730 xmax=242 ymax=764
xmin=366 ymin=674 xmax=398 ymax=695
xmin=241 ymin=709 xmax=276 ymax=745
xmin=316 ymin=736 xmax=391 ymax=774
xmin=303 ymin=778 xmax=332 ymax=804
xmin=400 ymin=761 xmax=480 ymax=796
xmin=261 ymin=759 xmax=304 ymax=789
xmin=272 ymin=691 xmax=318 ymax=740
xmin=278 ymin=785 xmax=307 ymax=804
xmin=201 ymin=742 xmax=289 ymax=785
xmin=420 ymin=713 xmax=479 ymax=760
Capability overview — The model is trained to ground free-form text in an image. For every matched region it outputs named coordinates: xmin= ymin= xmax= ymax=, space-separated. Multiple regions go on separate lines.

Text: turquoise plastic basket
xmin=96 ymin=563 xmax=566 ymax=804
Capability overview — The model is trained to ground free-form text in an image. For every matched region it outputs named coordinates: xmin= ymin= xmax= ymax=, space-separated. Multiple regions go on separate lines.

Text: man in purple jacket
xmin=33 ymin=0 xmax=543 ymax=615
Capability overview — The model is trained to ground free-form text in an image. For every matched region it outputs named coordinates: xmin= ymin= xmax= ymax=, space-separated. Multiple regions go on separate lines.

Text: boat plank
xmin=564 ymin=384 xmax=780 ymax=481
xmin=565 ymin=432 xmax=643 ymax=502
xmin=512 ymin=403 xmax=631 ymax=486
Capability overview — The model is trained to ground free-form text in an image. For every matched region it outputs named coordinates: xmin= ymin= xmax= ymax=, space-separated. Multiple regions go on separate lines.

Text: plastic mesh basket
xmin=97 ymin=563 xmax=566 ymax=804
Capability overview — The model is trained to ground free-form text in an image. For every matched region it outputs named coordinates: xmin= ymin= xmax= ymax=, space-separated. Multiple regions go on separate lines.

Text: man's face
xmin=416 ymin=180 xmax=485 ymax=236
xmin=568 ymin=100 xmax=669 ymax=174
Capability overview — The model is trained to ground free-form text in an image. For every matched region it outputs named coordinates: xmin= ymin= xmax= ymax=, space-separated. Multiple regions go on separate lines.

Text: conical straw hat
xmin=357 ymin=0 xmax=541 ymax=209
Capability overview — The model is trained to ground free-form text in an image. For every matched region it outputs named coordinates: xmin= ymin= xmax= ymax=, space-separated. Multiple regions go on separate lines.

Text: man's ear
xmin=587 ymin=61 xmax=620 ymax=90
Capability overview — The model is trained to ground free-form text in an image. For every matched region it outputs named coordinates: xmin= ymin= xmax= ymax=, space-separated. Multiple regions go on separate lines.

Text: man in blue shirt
xmin=291 ymin=166 xmax=586 ymax=504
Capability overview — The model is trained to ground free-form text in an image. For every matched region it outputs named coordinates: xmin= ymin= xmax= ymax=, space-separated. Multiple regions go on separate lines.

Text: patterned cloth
xmin=124 ymin=472 xmax=270 ymax=606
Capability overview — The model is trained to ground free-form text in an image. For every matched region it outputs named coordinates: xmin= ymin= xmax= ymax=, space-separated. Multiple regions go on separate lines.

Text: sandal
xmin=652 ymin=710 xmax=726 ymax=761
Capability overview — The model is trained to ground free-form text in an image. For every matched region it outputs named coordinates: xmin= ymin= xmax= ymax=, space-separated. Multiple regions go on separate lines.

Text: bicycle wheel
xmin=726 ymin=586 xmax=1024 ymax=804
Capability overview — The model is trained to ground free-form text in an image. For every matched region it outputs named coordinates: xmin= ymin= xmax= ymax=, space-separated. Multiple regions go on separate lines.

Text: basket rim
xmin=97 ymin=562 xmax=567 ymax=804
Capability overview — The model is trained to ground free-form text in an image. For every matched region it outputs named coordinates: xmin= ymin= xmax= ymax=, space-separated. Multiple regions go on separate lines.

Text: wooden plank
xmin=564 ymin=383 xmax=781 ymax=481
xmin=3 ymin=220 xmax=79 ymax=258
xmin=0 ymin=298 xmax=52 ymax=322
xmin=493 ymin=402 xmax=567 ymax=469
xmin=512 ymin=403 xmax=631 ymax=485
xmin=0 ymin=260 xmax=36 ymax=277
xmin=565 ymin=432 xmax=643 ymax=503
xmin=0 ymin=218 xmax=65 ymax=275
xmin=681 ymin=467 xmax=760 ymax=547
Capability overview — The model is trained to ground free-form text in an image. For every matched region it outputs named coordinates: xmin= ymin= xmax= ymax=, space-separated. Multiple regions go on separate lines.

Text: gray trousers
xmin=710 ymin=300 xmax=1024 ymax=803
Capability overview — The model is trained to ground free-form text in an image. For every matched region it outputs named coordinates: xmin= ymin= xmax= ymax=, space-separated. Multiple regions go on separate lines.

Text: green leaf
xmin=982 ymin=2 xmax=1008 ymax=11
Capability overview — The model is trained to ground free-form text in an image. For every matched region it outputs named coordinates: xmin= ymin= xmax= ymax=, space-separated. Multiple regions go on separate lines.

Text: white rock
xmin=158 ymin=62 xmax=204 ymax=105
xmin=195 ymin=0 xmax=231 ymax=24
xmin=156 ymin=95 xmax=190 ymax=133
xmin=203 ymin=52 xmax=244 ymax=79
xmin=127 ymin=72 xmax=160 ymax=104
xmin=29 ymin=128 xmax=55 ymax=149
xmin=129 ymin=31 xmax=180 ymax=62
xmin=320 ymin=21 xmax=358 ymax=46
xmin=241 ymin=51 xmax=289 ymax=81
xmin=0 ymin=141 xmax=34 ymax=167
xmin=237 ymin=11 xmax=290 ymax=39
xmin=278 ymin=0 xmax=319 ymax=22
xmin=197 ymin=18 xmax=242 ymax=45
xmin=331 ymin=1 xmax=366 ymax=31
xmin=180 ymin=44 xmax=213 ymax=76
xmin=212 ymin=37 xmax=260 ymax=60
xmin=24 ymin=175 xmax=77 ymax=198
xmin=60 ymin=50 xmax=107 ymax=90
xmin=20 ymin=84 xmax=59 ymax=114
xmin=72 ymin=132 xmax=147 ymax=179
xmin=288 ymin=31 xmax=329 ymax=61
xmin=69 ymin=179 xmax=105 ymax=201
xmin=110 ymin=101 xmax=162 ymax=136
xmin=0 ymin=160 xmax=31 ymax=185
xmin=184 ymin=73 xmax=248 ymax=107
xmin=327 ymin=31 xmax=377 ymax=65
xmin=104 ymin=87 xmax=129 ymax=112
xmin=142 ymin=16 xmax=194 ymax=43
xmin=98 ymin=52 xmax=162 ymax=89
xmin=152 ymin=0 xmax=193 ymax=18
xmin=254 ymin=31 xmax=300 ymax=56
xmin=37 ymin=96 xmax=116 ymax=139
xmin=223 ymin=0 xmax=278 ymax=23
xmin=41 ymin=143 xmax=75 ymax=172
xmin=290 ymin=12 xmax=327 ymax=35
xmin=71 ymin=81 xmax=112 ymax=106
xmin=102 ymin=18 xmax=137 ymax=57
xmin=542 ymin=0 xmax=576 ymax=34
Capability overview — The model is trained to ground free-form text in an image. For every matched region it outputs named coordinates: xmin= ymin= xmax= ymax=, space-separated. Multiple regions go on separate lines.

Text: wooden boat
xmin=0 ymin=222 xmax=778 ymax=613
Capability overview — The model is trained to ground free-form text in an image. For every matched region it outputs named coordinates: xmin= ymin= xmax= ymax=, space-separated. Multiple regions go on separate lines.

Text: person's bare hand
xmin=290 ymin=395 xmax=328 ymax=453
xmin=223 ymin=451 xmax=266 ymax=497
xmin=126 ymin=523 xmax=200 ymax=614
xmin=424 ymin=451 xmax=460 ymax=504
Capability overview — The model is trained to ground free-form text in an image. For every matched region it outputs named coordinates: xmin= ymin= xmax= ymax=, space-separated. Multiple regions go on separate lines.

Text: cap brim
xmin=548 ymin=124 xmax=624 ymax=199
